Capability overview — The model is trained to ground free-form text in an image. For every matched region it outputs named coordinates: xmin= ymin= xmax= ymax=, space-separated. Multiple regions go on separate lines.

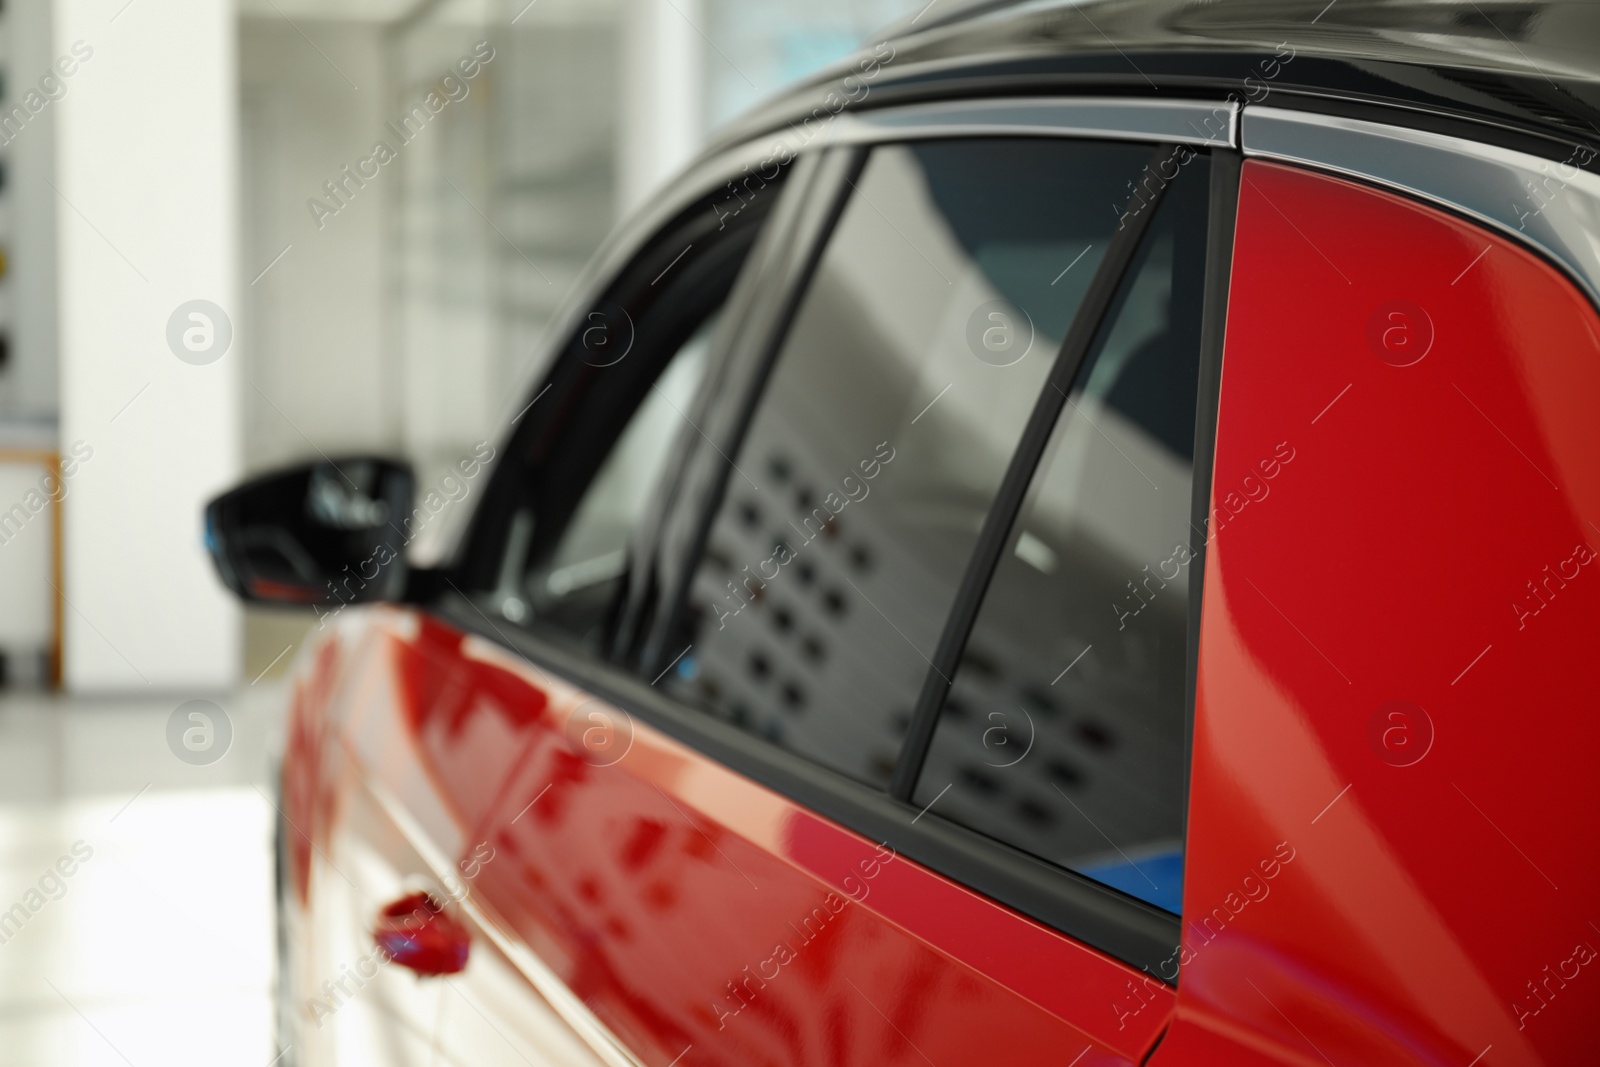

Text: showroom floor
xmin=0 ymin=685 xmax=284 ymax=1066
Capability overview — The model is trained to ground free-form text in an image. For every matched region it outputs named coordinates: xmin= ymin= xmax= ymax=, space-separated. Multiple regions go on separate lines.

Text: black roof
xmin=712 ymin=0 xmax=1600 ymax=167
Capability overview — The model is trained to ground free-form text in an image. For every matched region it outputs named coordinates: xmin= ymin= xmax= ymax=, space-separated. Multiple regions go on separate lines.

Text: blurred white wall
xmin=240 ymin=19 xmax=397 ymax=473
xmin=55 ymin=0 xmax=241 ymax=691
xmin=0 ymin=0 xmax=927 ymax=690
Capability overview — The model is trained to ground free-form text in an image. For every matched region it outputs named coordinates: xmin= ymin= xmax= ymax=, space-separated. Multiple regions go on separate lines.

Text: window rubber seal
xmin=1181 ymin=148 xmax=1240 ymax=850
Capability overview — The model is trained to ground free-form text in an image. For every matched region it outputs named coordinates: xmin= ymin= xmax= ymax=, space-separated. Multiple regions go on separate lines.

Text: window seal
xmin=1182 ymin=149 xmax=1241 ymax=846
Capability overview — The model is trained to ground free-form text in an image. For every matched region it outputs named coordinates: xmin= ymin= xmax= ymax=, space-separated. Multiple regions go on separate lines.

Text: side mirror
xmin=204 ymin=458 xmax=414 ymax=608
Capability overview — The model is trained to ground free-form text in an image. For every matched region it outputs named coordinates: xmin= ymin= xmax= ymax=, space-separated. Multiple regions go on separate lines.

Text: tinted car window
xmin=514 ymin=318 xmax=716 ymax=640
xmin=468 ymin=168 xmax=789 ymax=656
xmin=662 ymin=139 xmax=1159 ymax=788
xmin=912 ymin=156 xmax=1210 ymax=912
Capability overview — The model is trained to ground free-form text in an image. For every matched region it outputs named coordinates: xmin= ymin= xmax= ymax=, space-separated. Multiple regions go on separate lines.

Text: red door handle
xmin=373 ymin=891 xmax=470 ymax=976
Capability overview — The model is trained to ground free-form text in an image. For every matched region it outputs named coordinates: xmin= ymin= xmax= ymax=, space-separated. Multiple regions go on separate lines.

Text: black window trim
xmin=1184 ymin=148 xmax=1240 ymax=844
xmin=434 ymin=127 xmax=1243 ymax=983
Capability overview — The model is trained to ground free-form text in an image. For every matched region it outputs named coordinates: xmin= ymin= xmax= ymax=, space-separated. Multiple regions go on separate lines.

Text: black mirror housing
xmin=205 ymin=458 xmax=415 ymax=609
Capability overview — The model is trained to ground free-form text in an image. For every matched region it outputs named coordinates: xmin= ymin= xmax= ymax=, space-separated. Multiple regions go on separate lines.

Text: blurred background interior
xmin=0 ymin=0 xmax=926 ymax=1062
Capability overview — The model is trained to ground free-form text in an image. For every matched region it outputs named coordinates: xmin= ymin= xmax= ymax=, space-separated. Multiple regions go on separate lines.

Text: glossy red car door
xmin=285 ymin=610 xmax=573 ymax=1065
xmin=290 ymin=603 xmax=1174 ymax=1065
xmin=1151 ymin=161 xmax=1600 ymax=1064
xmin=460 ymin=656 xmax=1174 ymax=1066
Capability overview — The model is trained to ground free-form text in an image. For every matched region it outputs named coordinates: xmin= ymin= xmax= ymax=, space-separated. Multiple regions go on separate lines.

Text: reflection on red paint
xmin=1155 ymin=161 xmax=1600 ymax=1066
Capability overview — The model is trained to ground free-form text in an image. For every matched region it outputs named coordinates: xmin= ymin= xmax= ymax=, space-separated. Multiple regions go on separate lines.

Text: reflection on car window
xmin=912 ymin=155 xmax=1211 ymax=913
xmin=662 ymin=139 xmax=1157 ymax=789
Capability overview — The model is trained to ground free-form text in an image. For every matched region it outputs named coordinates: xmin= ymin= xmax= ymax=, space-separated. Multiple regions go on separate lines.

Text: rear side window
xmin=913 ymin=156 xmax=1210 ymax=912
xmin=661 ymin=138 xmax=1160 ymax=789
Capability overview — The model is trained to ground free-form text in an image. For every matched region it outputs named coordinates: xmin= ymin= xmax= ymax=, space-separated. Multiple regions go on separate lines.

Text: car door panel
xmin=280 ymin=617 xmax=453 ymax=1067
xmin=280 ymin=622 xmax=437 ymax=1067
xmin=782 ymin=810 xmax=1173 ymax=1044
xmin=313 ymin=771 xmax=451 ymax=1067
xmin=349 ymin=765 xmax=632 ymax=1067
xmin=342 ymin=613 xmax=547 ymax=856
xmin=456 ymin=635 xmax=1173 ymax=1066
xmin=294 ymin=608 xmax=585 ymax=1065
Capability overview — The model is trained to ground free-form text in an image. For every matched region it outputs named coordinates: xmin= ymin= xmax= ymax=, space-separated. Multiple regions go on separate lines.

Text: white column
xmin=617 ymin=0 xmax=704 ymax=218
xmin=56 ymin=0 xmax=241 ymax=691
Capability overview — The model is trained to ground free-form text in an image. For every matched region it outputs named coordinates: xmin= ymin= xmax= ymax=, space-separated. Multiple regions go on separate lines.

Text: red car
xmin=205 ymin=1 xmax=1600 ymax=1063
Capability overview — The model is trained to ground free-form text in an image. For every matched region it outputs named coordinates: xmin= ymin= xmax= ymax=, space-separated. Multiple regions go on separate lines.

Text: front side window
xmin=514 ymin=317 xmax=717 ymax=641
xmin=661 ymin=138 xmax=1162 ymax=789
xmin=912 ymin=155 xmax=1211 ymax=913
xmin=466 ymin=164 xmax=790 ymax=655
